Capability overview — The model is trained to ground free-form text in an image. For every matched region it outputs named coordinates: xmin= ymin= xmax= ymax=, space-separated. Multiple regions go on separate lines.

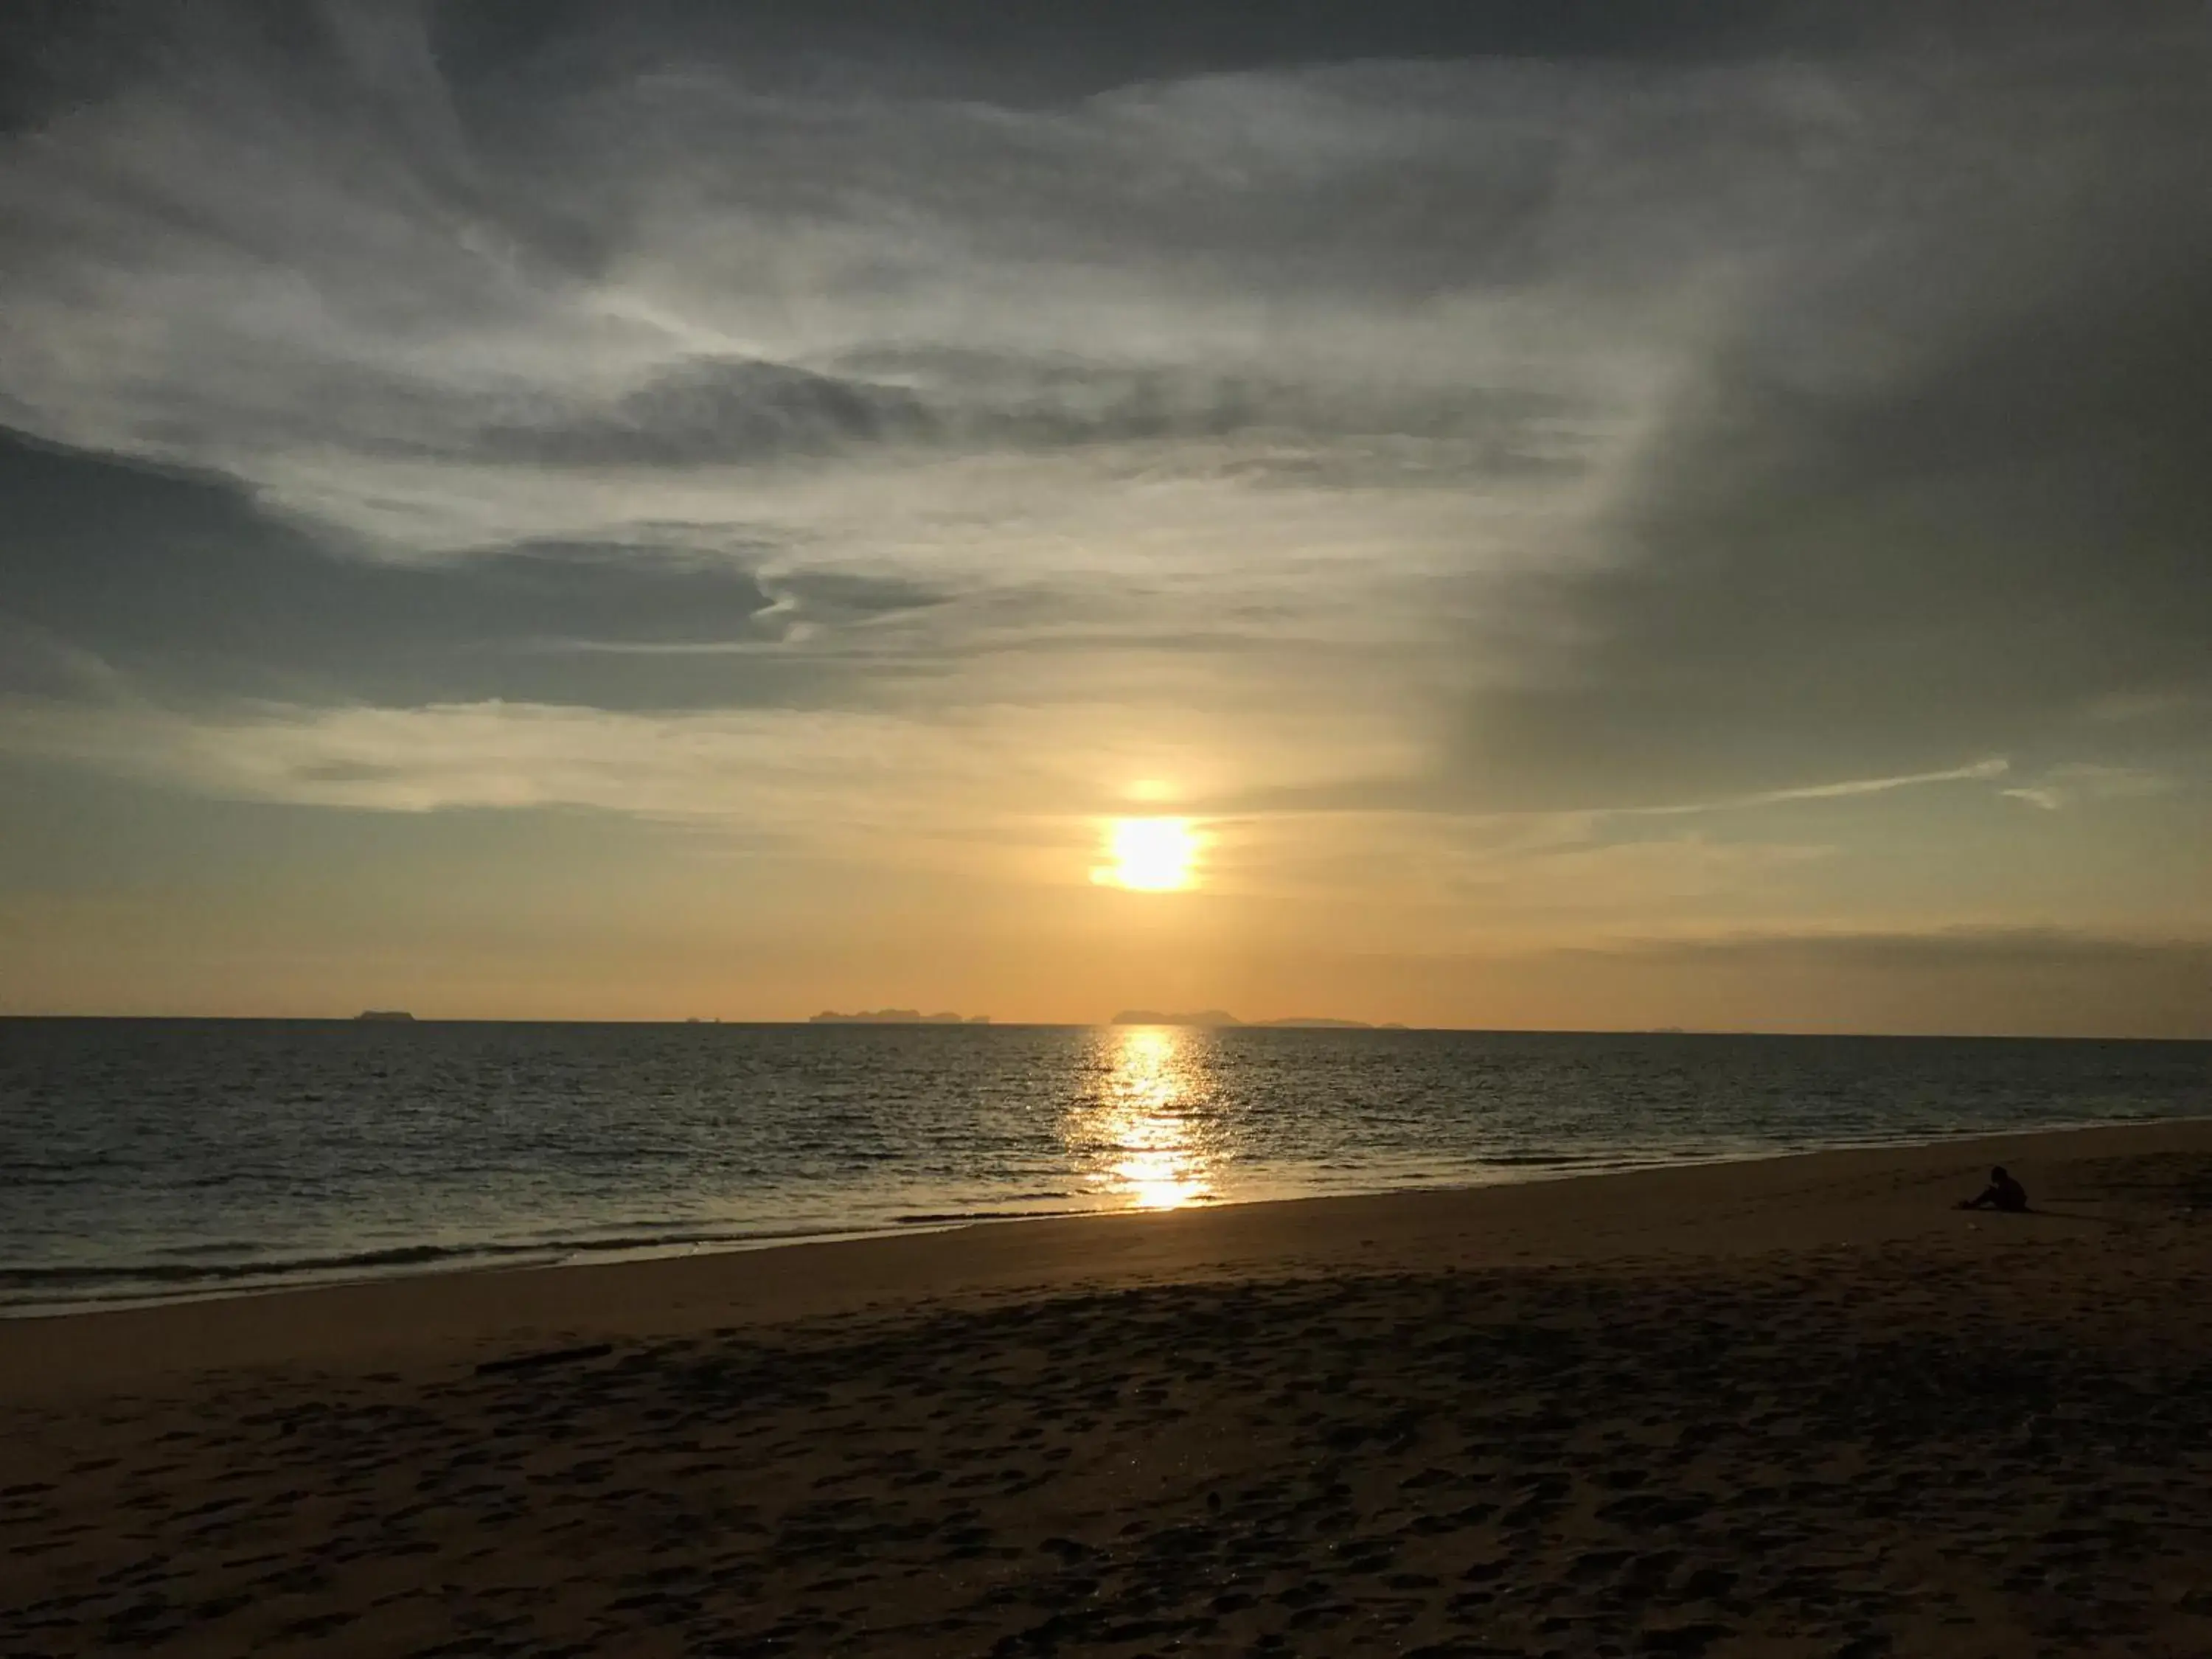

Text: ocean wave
xmin=0 ymin=1242 xmax=538 ymax=1290
xmin=892 ymin=1206 xmax=1091 ymax=1224
xmin=4 ymin=1022 xmax=2199 ymax=1318
xmin=0 ymin=1222 xmax=917 ymax=1301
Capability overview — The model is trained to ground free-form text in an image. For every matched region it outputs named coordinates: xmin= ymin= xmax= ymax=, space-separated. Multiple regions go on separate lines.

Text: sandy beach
xmin=4 ymin=1119 xmax=2211 ymax=1656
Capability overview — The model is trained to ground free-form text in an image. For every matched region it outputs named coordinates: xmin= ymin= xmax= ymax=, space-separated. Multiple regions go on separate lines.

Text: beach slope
xmin=4 ymin=1120 xmax=2210 ymax=1656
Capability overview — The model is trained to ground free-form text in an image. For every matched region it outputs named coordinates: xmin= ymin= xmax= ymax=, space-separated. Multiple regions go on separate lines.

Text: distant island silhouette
xmin=809 ymin=1009 xmax=990 ymax=1025
xmin=1110 ymin=1010 xmax=1406 ymax=1029
xmin=354 ymin=1009 xmax=416 ymax=1022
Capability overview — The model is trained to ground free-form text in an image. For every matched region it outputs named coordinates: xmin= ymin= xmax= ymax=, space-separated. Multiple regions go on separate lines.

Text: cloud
xmin=0 ymin=0 xmax=2205 ymax=867
xmin=411 ymin=2 xmax=2202 ymax=109
xmin=0 ymin=8 xmax=1775 ymax=479
xmin=2 ymin=7 xmax=1652 ymax=600
xmin=0 ymin=425 xmax=944 ymax=712
xmin=487 ymin=358 xmax=933 ymax=468
xmin=1447 ymin=29 xmax=2212 ymax=809
xmin=1620 ymin=759 xmax=2013 ymax=819
xmin=1524 ymin=923 xmax=2212 ymax=1036
xmin=1197 ymin=754 xmax=2017 ymax=824
xmin=2001 ymin=765 xmax=2176 ymax=813
xmin=1599 ymin=925 xmax=2212 ymax=976
xmin=473 ymin=349 xmax=1587 ymax=491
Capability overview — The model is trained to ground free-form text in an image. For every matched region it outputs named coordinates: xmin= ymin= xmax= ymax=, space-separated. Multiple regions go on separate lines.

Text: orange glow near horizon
xmin=1096 ymin=816 xmax=1200 ymax=891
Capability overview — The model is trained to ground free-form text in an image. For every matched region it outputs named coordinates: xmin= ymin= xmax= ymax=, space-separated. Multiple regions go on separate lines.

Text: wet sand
xmin=4 ymin=1120 xmax=2211 ymax=1656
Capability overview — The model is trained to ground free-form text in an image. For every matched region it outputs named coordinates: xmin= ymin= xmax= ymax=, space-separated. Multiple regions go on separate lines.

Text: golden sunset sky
xmin=1 ymin=3 xmax=2207 ymax=1034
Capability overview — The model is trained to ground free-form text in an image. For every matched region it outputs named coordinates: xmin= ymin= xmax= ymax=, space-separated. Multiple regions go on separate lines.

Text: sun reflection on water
xmin=1071 ymin=1025 xmax=1217 ymax=1211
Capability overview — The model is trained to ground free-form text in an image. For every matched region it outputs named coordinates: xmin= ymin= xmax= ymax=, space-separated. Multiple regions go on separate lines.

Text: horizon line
xmin=1 ymin=1013 xmax=2206 ymax=1043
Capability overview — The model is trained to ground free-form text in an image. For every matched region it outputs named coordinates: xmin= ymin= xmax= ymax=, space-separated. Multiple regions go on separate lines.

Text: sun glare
xmin=1084 ymin=1026 xmax=1213 ymax=1211
xmin=1099 ymin=817 xmax=1200 ymax=891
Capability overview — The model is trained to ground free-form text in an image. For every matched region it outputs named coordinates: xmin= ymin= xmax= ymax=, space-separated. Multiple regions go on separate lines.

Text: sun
xmin=1097 ymin=817 xmax=1200 ymax=891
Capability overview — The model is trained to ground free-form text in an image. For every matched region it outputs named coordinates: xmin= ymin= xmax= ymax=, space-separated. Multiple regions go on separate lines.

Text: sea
xmin=1 ymin=1020 xmax=2205 ymax=1315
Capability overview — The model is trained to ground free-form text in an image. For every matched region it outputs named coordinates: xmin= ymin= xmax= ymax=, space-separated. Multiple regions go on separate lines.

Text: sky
xmin=1 ymin=1 xmax=2208 ymax=1033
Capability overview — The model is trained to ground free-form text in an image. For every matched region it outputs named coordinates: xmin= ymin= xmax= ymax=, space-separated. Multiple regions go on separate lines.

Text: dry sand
xmin=4 ymin=1120 xmax=2211 ymax=1657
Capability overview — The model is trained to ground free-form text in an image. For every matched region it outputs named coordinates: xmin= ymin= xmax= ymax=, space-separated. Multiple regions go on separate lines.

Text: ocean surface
xmin=2 ymin=1020 xmax=2205 ymax=1314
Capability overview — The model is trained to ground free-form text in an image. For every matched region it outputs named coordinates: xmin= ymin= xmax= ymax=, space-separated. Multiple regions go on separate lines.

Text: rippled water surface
xmin=2 ymin=1020 xmax=2205 ymax=1310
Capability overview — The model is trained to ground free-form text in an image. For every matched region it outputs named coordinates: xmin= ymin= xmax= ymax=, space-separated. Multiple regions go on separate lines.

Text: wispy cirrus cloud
xmin=1619 ymin=759 xmax=2014 ymax=818
xmin=2001 ymin=765 xmax=2177 ymax=813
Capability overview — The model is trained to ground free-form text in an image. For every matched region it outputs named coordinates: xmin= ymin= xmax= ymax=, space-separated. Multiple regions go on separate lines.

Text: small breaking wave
xmin=892 ymin=1206 xmax=1092 ymax=1225
xmin=0 ymin=1222 xmax=936 ymax=1312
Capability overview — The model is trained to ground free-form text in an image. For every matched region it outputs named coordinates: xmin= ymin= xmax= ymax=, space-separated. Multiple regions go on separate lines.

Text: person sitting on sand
xmin=1958 ymin=1165 xmax=2028 ymax=1212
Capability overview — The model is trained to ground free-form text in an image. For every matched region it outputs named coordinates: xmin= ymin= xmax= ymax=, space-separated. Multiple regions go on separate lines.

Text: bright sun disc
xmin=1100 ymin=817 xmax=1199 ymax=891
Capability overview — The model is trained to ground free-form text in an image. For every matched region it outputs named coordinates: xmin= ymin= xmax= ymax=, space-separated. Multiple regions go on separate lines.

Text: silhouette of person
xmin=1958 ymin=1165 xmax=2028 ymax=1212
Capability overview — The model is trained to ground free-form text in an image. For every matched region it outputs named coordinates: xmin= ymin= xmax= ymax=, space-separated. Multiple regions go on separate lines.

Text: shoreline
xmin=6 ymin=1115 xmax=2208 ymax=1399
xmin=7 ymin=1110 xmax=2202 ymax=1325
xmin=8 ymin=1117 xmax=2212 ymax=1655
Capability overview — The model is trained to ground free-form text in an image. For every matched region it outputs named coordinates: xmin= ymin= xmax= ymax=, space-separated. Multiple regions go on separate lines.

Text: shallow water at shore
xmin=2 ymin=1018 xmax=2205 ymax=1310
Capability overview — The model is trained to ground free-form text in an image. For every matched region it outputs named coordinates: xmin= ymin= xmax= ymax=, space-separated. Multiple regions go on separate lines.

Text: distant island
xmin=1111 ymin=1009 xmax=1244 ymax=1027
xmin=809 ymin=1009 xmax=990 ymax=1025
xmin=354 ymin=1009 xmax=415 ymax=1022
xmin=1110 ymin=1010 xmax=1404 ymax=1029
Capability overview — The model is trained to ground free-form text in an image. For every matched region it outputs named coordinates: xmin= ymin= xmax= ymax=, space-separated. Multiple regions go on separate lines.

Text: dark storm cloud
xmin=0 ymin=427 xmax=939 ymax=711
